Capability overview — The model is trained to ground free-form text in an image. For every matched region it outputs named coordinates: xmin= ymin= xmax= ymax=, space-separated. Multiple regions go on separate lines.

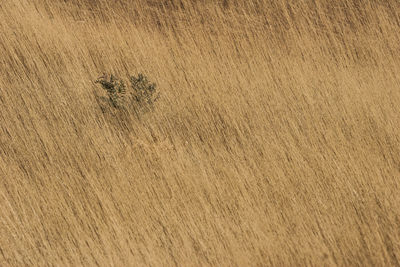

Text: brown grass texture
xmin=1 ymin=0 xmax=400 ymax=266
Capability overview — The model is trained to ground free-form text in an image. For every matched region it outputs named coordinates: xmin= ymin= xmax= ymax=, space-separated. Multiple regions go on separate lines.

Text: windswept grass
xmin=1 ymin=0 xmax=400 ymax=266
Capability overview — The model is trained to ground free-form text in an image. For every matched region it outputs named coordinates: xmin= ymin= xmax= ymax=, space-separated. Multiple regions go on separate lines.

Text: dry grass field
xmin=1 ymin=0 xmax=400 ymax=266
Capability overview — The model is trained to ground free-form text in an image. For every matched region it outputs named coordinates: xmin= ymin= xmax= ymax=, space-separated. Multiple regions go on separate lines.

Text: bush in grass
xmin=95 ymin=73 xmax=159 ymax=111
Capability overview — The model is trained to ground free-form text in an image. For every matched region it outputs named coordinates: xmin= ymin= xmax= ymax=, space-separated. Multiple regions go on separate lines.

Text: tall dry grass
xmin=1 ymin=0 xmax=400 ymax=265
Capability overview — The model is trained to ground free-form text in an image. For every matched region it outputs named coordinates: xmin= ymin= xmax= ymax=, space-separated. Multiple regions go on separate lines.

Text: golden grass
xmin=1 ymin=0 xmax=400 ymax=265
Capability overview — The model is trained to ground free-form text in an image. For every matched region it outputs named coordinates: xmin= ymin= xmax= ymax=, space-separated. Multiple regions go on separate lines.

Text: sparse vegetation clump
xmin=95 ymin=74 xmax=127 ymax=108
xmin=130 ymin=73 xmax=160 ymax=107
xmin=95 ymin=73 xmax=159 ymax=111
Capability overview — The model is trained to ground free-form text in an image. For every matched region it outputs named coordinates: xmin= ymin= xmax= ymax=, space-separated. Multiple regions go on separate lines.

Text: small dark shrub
xmin=130 ymin=73 xmax=160 ymax=107
xmin=95 ymin=73 xmax=159 ymax=111
xmin=95 ymin=74 xmax=126 ymax=108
